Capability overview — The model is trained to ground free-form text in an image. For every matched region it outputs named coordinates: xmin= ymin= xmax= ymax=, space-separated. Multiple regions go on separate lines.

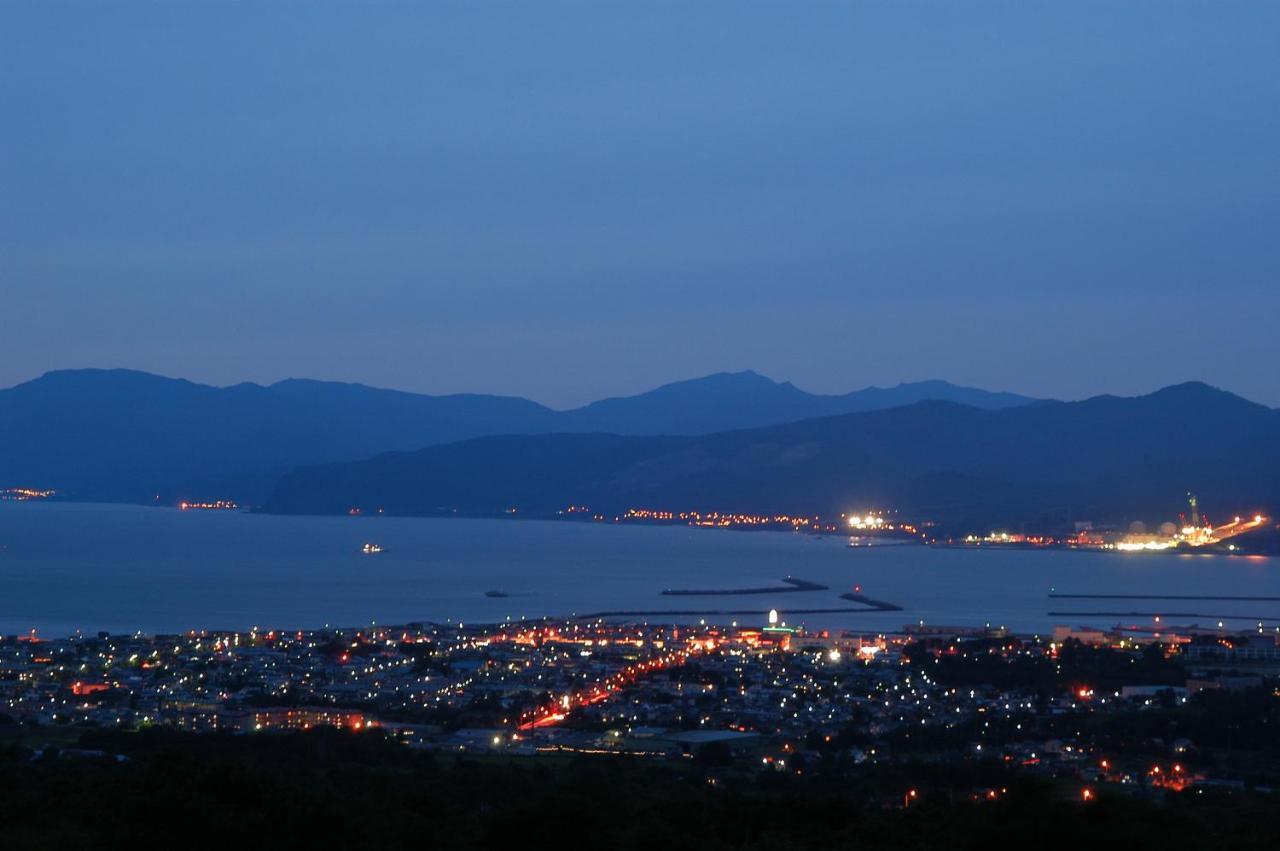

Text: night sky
xmin=3 ymin=1 xmax=1277 ymax=407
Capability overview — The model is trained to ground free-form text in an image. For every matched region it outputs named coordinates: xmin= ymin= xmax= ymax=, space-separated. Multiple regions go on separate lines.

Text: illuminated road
xmin=1212 ymin=514 xmax=1270 ymax=541
xmin=517 ymin=638 xmax=714 ymax=730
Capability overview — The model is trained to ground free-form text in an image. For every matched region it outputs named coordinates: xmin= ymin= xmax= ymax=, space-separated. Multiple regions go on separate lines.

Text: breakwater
xmin=571 ymin=606 xmax=882 ymax=620
xmin=661 ymin=576 xmax=828 ymax=596
xmin=1050 ymin=594 xmax=1280 ymax=601
xmin=838 ymin=592 xmax=904 ymax=612
xmin=1049 ymin=610 xmax=1280 ymax=621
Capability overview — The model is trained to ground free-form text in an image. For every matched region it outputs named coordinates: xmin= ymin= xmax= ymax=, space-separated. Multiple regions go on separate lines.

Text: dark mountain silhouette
xmin=559 ymin=371 xmax=1032 ymax=434
xmin=0 ymin=369 xmax=559 ymax=503
xmin=262 ymin=382 xmax=1280 ymax=531
xmin=0 ymin=368 xmax=1032 ymax=504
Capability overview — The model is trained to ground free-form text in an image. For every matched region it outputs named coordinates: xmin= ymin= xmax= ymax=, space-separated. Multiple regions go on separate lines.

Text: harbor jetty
xmin=1048 ymin=610 xmax=1280 ymax=621
xmin=1050 ymin=593 xmax=1280 ymax=601
xmin=838 ymin=592 xmax=904 ymax=612
xmin=661 ymin=576 xmax=827 ymax=596
xmin=571 ymin=606 xmax=881 ymax=620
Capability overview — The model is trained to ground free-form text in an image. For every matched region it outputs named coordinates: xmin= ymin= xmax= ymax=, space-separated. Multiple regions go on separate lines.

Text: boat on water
xmin=361 ymin=543 xmax=384 ymax=555
xmin=484 ymin=590 xmax=511 ymax=598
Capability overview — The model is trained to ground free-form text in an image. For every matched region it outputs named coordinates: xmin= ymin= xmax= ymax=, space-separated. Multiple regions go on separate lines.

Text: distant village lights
xmin=0 ymin=487 xmax=56 ymax=501
xmin=178 ymin=500 xmax=238 ymax=511
xmin=847 ymin=513 xmax=886 ymax=530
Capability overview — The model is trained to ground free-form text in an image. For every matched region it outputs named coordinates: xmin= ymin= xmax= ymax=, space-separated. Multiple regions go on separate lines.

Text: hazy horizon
xmin=4 ymin=1 xmax=1278 ymax=407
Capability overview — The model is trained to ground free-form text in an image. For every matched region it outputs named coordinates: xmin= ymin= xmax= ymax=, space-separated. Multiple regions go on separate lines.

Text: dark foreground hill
xmin=0 ymin=368 xmax=1031 ymax=504
xmin=6 ymin=728 xmax=1279 ymax=850
xmin=262 ymin=383 xmax=1280 ymax=530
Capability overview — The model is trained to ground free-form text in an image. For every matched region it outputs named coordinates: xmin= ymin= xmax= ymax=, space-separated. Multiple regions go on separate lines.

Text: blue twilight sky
xmin=2 ymin=1 xmax=1278 ymax=408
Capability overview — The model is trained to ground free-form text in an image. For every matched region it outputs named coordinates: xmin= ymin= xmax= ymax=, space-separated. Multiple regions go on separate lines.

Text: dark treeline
xmin=2 ymin=728 xmax=1280 ymax=849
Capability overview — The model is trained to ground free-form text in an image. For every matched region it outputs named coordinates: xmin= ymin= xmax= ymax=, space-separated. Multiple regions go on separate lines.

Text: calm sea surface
xmin=2 ymin=501 xmax=1279 ymax=636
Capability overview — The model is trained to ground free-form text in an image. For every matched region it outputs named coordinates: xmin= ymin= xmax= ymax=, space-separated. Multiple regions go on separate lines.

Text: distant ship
xmin=361 ymin=543 xmax=384 ymax=555
xmin=484 ymin=590 xmax=510 ymax=598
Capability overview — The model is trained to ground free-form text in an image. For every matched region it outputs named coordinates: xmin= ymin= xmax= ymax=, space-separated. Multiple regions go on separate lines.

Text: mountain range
xmin=262 ymin=383 xmax=1280 ymax=532
xmin=0 ymin=368 xmax=1033 ymax=504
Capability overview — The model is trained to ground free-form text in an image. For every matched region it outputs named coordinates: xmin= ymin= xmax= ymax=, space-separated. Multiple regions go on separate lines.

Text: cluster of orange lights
xmin=1091 ymin=758 xmax=1195 ymax=792
xmin=251 ymin=708 xmax=370 ymax=732
xmin=1148 ymin=762 xmax=1193 ymax=791
xmin=962 ymin=532 xmax=1060 ymax=546
xmin=1 ymin=487 xmax=55 ymax=501
xmin=178 ymin=500 xmax=238 ymax=511
xmin=71 ymin=681 xmax=111 ymax=696
xmin=517 ymin=636 xmax=716 ymax=730
xmin=492 ymin=624 xmax=652 ymax=649
xmin=622 ymin=508 xmax=819 ymax=529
